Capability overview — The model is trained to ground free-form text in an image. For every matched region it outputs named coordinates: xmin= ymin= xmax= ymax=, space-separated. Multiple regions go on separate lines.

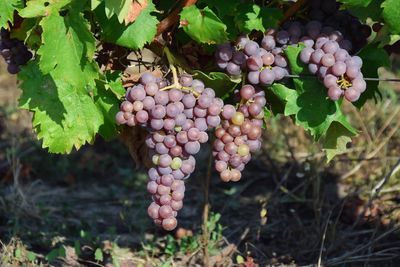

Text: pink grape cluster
xmin=116 ymin=72 xmax=224 ymax=230
xmin=215 ymin=33 xmax=290 ymax=86
xmin=212 ymin=84 xmax=265 ymax=182
xmin=298 ymin=26 xmax=366 ymax=102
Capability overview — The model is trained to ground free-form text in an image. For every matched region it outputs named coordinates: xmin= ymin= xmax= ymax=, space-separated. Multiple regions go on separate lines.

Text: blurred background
xmin=1 ymin=52 xmax=400 ymax=266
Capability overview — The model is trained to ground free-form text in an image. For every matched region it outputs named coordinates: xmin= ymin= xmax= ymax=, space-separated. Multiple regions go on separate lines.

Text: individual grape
xmin=276 ymin=30 xmax=290 ymax=45
xmin=235 ymin=35 xmax=249 ymax=49
xmin=299 ymin=36 xmax=315 ymax=48
xmin=248 ymin=103 xmax=262 ymax=117
xmin=346 ymin=65 xmax=360 ymax=79
xmin=184 ymin=141 xmax=200 ymax=155
xmin=207 ymin=116 xmax=221 ymax=127
xmin=221 ymin=105 xmax=236 ymax=120
xmin=154 ymin=91 xmax=169 ymax=105
xmin=143 ymin=96 xmax=155 ymax=110
xmin=151 ymin=105 xmax=166 ymax=119
xmin=237 ymin=144 xmax=250 ymax=156
xmin=203 ymin=88 xmax=216 ymax=98
xmin=306 ymin=21 xmax=322 ymax=39
xmin=151 ymin=119 xmax=164 ymax=130
xmin=226 ymin=62 xmax=241 ymax=75
xmin=247 ymin=139 xmax=261 ymax=152
xmin=170 ymin=145 xmax=183 ymax=157
xmin=308 ymin=64 xmax=319 ymax=74
xmin=247 ymin=125 xmax=262 ymax=140
xmin=217 ymin=150 xmax=230 ymax=162
xmin=168 ymin=156 xmax=181 ymax=170
xmin=311 ymin=49 xmax=325 ymax=64
xmin=299 ymin=47 xmax=314 ymax=64
xmin=331 ymin=61 xmax=346 ymax=76
xmin=288 ymin=21 xmax=303 ymax=37
xmin=129 ymin=85 xmax=146 ymax=101
xmin=136 ymin=110 xmax=149 ymax=123
xmin=229 ymin=155 xmax=242 ymax=168
xmin=116 ymin=111 xmax=127 ymax=124
xmin=261 ymin=35 xmax=276 ymax=50
xmin=274 ymin=55 xmax=288 ymax=68
xmin=170 ymin=200 xmax=183 ymax=211
xmin=228 ymin=125 xmax=241 ymax=137
xmin=216 ymin=59 xmax=228 ymax=69
xmin=148 ymin=202 xmax=160 ymax=219
xmin=230 ymin=169 xmax=242 ymax=182
xmin=259 ymin=69 xmax=275 ymax=85
xmin=220 ymin=170 xmax=232 ymax=182
xmin=192 ymin=79 xmax=205 ymax=93
xmin=344 ymin=87 xmax=360 ymax=102
xmin=244 ymin=41 xmax=259 ymax=56
xmin=215 ymin=161 xmax=227 ymax=172
xmin=145 ymin=83 xmax=159 ymax=96
xmin=351 ymin=77 xmax=366 ymax=93
xmin=231 ymin=112 xmax=245 ymax=126
xmin=272 ymin=67 xmax=286 ymax=81
xmin=246 ymin=55 xmax=263 ymax=71
xmin=141 ymin=73 xmax=157 ymax=85
xmin=324 ymin=74 xmax=338 ymax=88
xmin=157 ymin=184 xmax=171 ymax=195
xmin=199 ymin=131 xmax=209 ymax=143
xmin=240 ymin=85 xmax=255 ymax=100
xmin=161 ymin=174 xmax=174 ymax=186
xmin=248 ymin=71 xmax=260 ymax=84
xmin=218 ymin=47 xmax=233 ymax=61
xmin=155 ymin=143 xmax=169 ymax=154
xmin=322 ymin=40 xmax=340 ymax=54
xmin=159 ymin=154 xmax=172 ymax=168
xmin=188 ymin=128 xmax=200 ymax=141
xmin=327 ymin=86 xmax=343 ymax=101
xmin=160 ymin=195 xmax=172 ymax=205
xmin=261 ymin=52 xmax=275 ymax=66
xmin=168 ymin=89 xmax=183 ymax=102
xmin=232 ymin=51 xmax=247 ymax=66
xmin=321 ymin=53 xmax=335 ymax=67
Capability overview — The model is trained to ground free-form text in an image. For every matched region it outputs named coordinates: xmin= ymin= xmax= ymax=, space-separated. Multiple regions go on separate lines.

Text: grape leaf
xmin=126 ymin=0 xmax=148 ymax=24
xmin=323 ymin=121 xmax=357 ymax=162
xmin=0 ymin=0 xmax=20 ymax=28
xmin=18 ymin=60 xmax=108 ymax=153
xmin=192 ymin=70 xmax=240 ymax=100
xmin=37 ymin=10 xmax=98 ymax=88
xmin=19 ymin=0 xmax=71 ymax=17
xmin=105 ymin=0 xmax=131 ymax=24
xmin=337 ymin=0 xmax=372 ymax=7
xmin=180 ymin=5 xmax=228 ymax=44
xmin=234 ymin=4 xmax=282 ymax=33
xmin=381 ymin=0 xmax=400 ymax=34
xmin=353 ymin=43 xmax=392 ymax=109
xmin=91 ymin=0 xmax=102 ymax=10
xmin=346 ymin=0 xmax=382 ymax=22
xmin=198 ymin=0 xmax=239 ymax=18
xmin=96 ymin=1 xmax=158 ymax=50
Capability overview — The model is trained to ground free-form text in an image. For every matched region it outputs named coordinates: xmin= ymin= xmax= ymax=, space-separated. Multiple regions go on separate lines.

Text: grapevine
xmin=1 ymin=0 xmax=399 ymax=236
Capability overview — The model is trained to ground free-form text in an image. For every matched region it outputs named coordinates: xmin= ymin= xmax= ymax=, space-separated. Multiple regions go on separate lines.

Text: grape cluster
xmin=298 ymin=26 xmax=365 ymax=102
xmin=0 ymin=28 xmax=32 ymax=74
xmin=215 ymin=33 xmax=290 ymax=86
xmin=307 ymin=0 xmax=371 ymax=53
xmin=212 ymin=84 xmax=265 ymax=182
xmin=116 ymin=72 xmax=223 ymax=230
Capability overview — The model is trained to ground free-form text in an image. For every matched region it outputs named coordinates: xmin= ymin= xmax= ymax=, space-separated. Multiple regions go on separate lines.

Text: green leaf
xmin=74 ymin=240 xmax=81 ymax=256
xmin=14 ymin=248 xmax=22 ymax=258
xmin=323 ymin=121 xmax=357 ymax=162
xmin=58 ymin=246 xmax=66 ymax=259
xmin=96 ymin=1 xmax=158 ymax=50
xmin=91 ymin=0 xmax=102 ymax=10
xmin=37 ymin=11 xmax=98 ymax=88
xmin=45 ymin=249 xmax=59 ymax=262
xmin=337 ymin=0 xmax=372 ymax=7
xmin=94 ymin=248 xmax=103 ymax=261
xmin=18 ymin=60 xmax=106 ymax=154
xmin=105 ymin=70 xmax=126 ymax=96
xmin=192 ymin=70 xmax=240 ymax=100
xmin=0 ymin=0 xmax=20 ymax=28
xmin=92 ymin=78 xmax=120 ymax=140
xmin=236 ymin=255 xmax=245 ymax=264
xmin=234 ymin=5 xmax=282 ymax=33
xmin=112 ymin=255 xmax=120 ymax=267
xmin=180 ymin=5 xmax=228 ymax=44
xmin=105 ymin=0 xmax=131 ymax=24
xmin=19 ymin=0 xmax=71 ymax=17
xmin=381 ymin=0 xmax=400 ymax=34
xmin=353 ymin=43 xmax=392 ymax=109
xmin=26 ymin=251 xmax=36 ymax=261
xmin=198 ymin=0 xmax=239 ymax=18
xmin=347 ymin=0 xmax=382 ymax=22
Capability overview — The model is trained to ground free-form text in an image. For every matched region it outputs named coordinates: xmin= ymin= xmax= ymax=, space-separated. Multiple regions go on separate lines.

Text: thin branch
xmin=280 ymin=0 xmax=310 ymax=24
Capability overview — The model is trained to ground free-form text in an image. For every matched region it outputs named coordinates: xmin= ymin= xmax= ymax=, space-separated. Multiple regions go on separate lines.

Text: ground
xmin=1 ymin=57 xmax=400 ymax=267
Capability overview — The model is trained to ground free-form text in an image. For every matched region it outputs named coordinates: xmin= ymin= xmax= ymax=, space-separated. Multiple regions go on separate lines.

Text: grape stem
xmin=162 ymin=47 xmax=200 ymax=97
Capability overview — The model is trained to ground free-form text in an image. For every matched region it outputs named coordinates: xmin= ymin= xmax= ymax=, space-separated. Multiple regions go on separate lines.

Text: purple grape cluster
xmin=0 ymin=28 xmax=32 ymax=74
xmin=212 ymin=84 xmax=265 ymax=182
xmin=215 ymin=33 xmax=290 ymax=86
xmin=116 ymin=72 xmax=224 ymax=230
xmin=298 ymin=28 xmax=365 ymax=102
xmin=307 ymin=0 xmax=371 ymax=53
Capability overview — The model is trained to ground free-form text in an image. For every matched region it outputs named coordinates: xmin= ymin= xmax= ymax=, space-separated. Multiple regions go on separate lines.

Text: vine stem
xmin=280 ymin=0 xmax=309 ymax=24
xmin=155 ymin=0 xmax=198 ymax=38
xmin=202 ymin=142 xmax=213 ymax=267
